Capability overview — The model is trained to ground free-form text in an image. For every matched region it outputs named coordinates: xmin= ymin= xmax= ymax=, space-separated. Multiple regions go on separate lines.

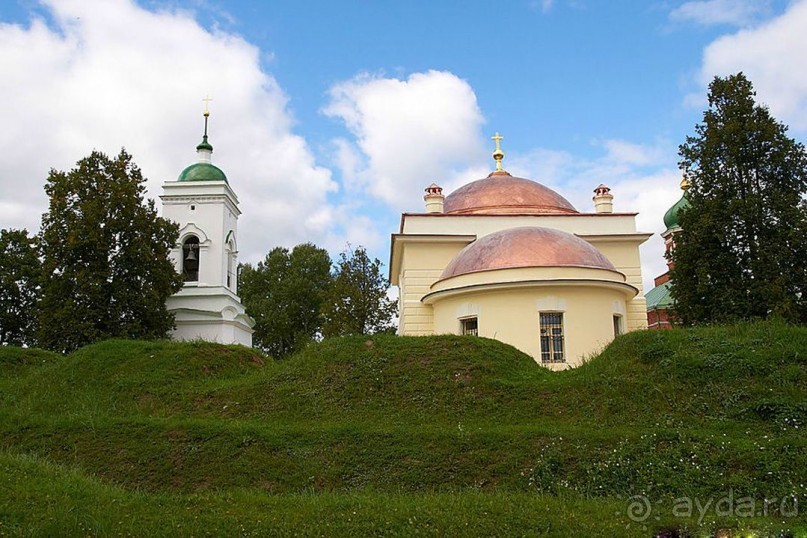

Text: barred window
xmin=539 ymin=312 xmax=565 ymax=363
xmin=461 ymin=317 xmax=478 ymax=336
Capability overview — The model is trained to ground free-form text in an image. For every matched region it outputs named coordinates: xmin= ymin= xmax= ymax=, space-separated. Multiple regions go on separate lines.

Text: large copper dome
xmin=439 ymin=226 xmax=616 ymax=280
xmin=443 ymin=171 xmax=577 ymax=215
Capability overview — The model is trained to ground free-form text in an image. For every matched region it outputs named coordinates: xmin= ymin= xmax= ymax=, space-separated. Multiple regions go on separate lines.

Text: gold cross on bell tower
xmin=492 ymin=132 xmax=505 ymax=172
xmin=201 ymin=95 xmax=213 ymax=139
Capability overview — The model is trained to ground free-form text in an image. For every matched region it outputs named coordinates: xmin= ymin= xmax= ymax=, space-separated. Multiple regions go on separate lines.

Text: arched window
xmin=226 ymin=239 xmax=236 ymax=290
xmin=182 ymin=235 xmax=200 ymax=282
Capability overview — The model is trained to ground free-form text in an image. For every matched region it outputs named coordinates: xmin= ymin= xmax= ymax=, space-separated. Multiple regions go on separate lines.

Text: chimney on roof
xmin=593 ymin=184 xmax=613 ymax=214
xmin=424 ymin=183 xmax=445 ymax=213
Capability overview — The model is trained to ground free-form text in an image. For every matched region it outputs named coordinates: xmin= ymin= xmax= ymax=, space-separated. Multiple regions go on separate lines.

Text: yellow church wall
xmin=401 ymin=213 xmax=640 ymax=236
xmin=396 ymin=238 xmax=473 ymax=336
xmin=395 ymin=214 xmax=651 ymax=334
xmin=580 ymin=235 xmax=649 ymax=331
xmin=391 ymin=213 xmax=651 ymax=347
xmin=429 ymin=284 xmax=628 ymax=369
xmin=427 ymin=266 xmax=632 ymax=292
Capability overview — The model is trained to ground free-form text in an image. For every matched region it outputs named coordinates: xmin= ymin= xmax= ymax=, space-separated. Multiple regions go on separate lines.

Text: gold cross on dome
xmin=492 ymin=132 xmax=503 ymax=151
xmin=492 ymin=132 xmax=505 ymax=171
xmin=202 ymin=95 xmax=213 ymax=116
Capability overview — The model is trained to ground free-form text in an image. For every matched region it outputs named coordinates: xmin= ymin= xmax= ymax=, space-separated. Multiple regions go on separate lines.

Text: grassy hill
xmin=1 ymin=322 xmax=805 ymax=536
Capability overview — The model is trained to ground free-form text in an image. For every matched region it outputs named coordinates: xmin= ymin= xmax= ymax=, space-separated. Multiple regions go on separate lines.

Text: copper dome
xmin=439 ymin=226 xmax=616 ymax=280
xmin=443 ymin=171 xmax=577 ymax=215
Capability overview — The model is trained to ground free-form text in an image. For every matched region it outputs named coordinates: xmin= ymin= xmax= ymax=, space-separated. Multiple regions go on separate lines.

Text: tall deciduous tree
xmin=37 ymin=150 xmax=184 ymax=352
xmin=322 ymin=246 xmax=397 ymax=337
xmin=671 ymin=73 xmax=807 ymax=324
xmin=0 ymin=229 xmax=40 ymax=346
xmin=238 ymin=243 xmax=332 ymax=358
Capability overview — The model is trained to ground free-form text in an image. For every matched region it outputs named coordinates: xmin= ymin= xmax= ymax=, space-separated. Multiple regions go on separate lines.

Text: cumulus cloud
xmin=669 ymin=0 xmax=772 ymax=27
xmin=599 ymin=139 xmax=667 ymax=167
xmin=612 ymin=171 xmax=686 ymax=292
xmin=0 ymin=0 xmax=695 ymax=298
xmin=320 ymin=66 xmax=679 ymax=290
xmin=0 ymin=0 xmax=338 ymax=263
xmin=505 ymin=139 xmax=683 ymax=292
xmin=692 ymin=0 xmax=807 ymax=131
xmin=528 ymin=0 xmax=556 ymax=13
xmin=322 ymin=70 xmax=486 ymax=211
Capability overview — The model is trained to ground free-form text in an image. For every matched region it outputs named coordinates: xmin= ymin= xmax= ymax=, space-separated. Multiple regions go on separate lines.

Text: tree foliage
xmin=670 ymin=73 xmax=807 ymax=324
xmin=238 ymin=243 xmax=332 ymax=358
xmin=0 ymin=229 xmax=40 ymax=346
xmin=37 ymin=150 xmax=184 ymax=352
xmin=322 ymin=246 xmax=398 ymax=337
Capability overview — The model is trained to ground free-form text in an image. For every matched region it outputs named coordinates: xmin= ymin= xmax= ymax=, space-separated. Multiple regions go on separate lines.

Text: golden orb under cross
xmin=492 ymin=132 xmax=505 ymax=171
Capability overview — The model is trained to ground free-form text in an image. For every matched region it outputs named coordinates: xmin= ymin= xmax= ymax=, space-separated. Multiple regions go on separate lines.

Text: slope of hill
xmin=1 ymin=321 xmax=805 ymax=536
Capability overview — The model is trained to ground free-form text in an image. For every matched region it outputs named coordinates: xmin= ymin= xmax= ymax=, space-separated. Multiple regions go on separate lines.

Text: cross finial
xmin=201 ymin=95 xmax=213 ymax=139
xmin=492 ymin=132 xmax=505 ymax=172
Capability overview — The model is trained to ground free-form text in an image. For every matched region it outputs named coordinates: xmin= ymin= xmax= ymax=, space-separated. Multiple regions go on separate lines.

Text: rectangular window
xmin=613 ymin=315 xmax=622 ymax=337
xmin=539 ymin=312 xmax=565 ymax=363
xmin=461 ymin=317 xmax=478 ymax=336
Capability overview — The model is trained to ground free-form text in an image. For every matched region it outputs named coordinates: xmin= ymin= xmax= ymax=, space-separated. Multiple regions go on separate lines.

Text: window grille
xmin=461 ymin=317 xmax=478 ymax=336
xmin=539 ymin=312 xmax=565 ymax=363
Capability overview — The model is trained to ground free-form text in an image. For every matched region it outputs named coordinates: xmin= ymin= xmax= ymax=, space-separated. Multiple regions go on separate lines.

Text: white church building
xmin=160 ymin=111 xmax=254 ymax=346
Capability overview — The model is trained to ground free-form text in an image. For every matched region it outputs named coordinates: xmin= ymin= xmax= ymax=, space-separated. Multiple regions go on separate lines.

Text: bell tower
xmin=160 ymin=104 xmax=254 ymax=345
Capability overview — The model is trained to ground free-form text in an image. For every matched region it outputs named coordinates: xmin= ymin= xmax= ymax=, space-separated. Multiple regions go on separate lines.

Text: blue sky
xmin=1 ymin=0 xmax=805 ymax=291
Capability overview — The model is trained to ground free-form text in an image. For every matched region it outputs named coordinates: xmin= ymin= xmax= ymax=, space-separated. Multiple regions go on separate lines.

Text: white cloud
xmin=528 ymin=0 xmax=556 ymax=13
xmin=669 ymin=0 xmax=771 ymax=27
xmin=322 ymin=70 xmax=486 ymax=211
xmin=600 ymin=139 xmax=666 ymax=167
xmin=0 ymin=0 xmax=340 ymax=263
xmin=504 ymin=139 xmax=684 ymax=292
xmin=615 ymin=171 xmax=686 ymax=292
xmin=320 ymin=67 xmax=679 ymax=291
xmin=693 ymin=0 xmax=807 ymax=131
xmin=0 ymin=0 xmax=693 ymax=299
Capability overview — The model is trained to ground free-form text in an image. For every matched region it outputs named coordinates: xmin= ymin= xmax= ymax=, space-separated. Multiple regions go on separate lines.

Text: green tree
xmin=671 ymin=72 xmax=807 ymax=324
xmin=37 ymin=150 xmax=184 ymax=352
xmin=322 ymin=245 xmax=398 ymax=337
xmin=238 ymin=243 xmax=332 ymax=357
xmin=0 ymin=229 xmax=40 ymax=346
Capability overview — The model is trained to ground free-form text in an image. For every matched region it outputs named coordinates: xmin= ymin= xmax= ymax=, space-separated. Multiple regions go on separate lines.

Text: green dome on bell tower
xmin=663 ymin=176 xmax=690 ymax=233
xmin=178 ymin=162 xmax=228 ymax=182
xmin=178 ymin=108 xmax=228 ymax=183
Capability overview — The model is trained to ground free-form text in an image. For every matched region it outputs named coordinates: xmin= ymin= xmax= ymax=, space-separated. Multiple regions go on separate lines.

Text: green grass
xmin=1 ymin=321 xmax=805 ymax=536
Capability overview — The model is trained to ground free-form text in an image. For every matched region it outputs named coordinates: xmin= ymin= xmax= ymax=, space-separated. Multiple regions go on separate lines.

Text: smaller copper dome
xmin=443 ymin=171 xmax=577 ymax=215
xmin=439 ymin=227 xmax=616 ymax=280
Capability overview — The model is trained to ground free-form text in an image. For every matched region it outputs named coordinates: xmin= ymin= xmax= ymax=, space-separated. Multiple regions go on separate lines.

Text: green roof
xmin=178 ymin=162 xmax=228 ymax=183
xmin=196 ymin=134 xmax=213 ymax=152
xmin=645 ymin=280 xmax=673 ymax=310
xmin=662 ymin=194 xmax=689 ymax=231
